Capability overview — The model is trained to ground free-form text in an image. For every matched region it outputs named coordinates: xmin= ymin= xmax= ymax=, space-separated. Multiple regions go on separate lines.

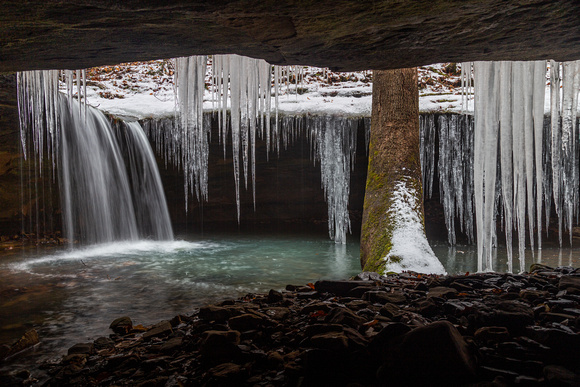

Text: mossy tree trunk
xmin=360 ymin=68 xmax=427 ymax=273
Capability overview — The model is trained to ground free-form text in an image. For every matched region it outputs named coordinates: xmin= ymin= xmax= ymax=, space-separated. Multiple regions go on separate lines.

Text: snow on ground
xmin=69 ymin=59 xmax=467 ymax=120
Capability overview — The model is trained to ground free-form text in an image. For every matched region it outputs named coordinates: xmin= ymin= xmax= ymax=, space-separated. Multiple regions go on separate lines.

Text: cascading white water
xmin=118 ymin=121 xmax=174 ymax=241
xmin=17 ymin=70 xmax=173 ymax=245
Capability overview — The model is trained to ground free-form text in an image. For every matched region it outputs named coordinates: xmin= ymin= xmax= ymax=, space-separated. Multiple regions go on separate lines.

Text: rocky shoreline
xmin=3 ymin=264 xmax=580 ymax=386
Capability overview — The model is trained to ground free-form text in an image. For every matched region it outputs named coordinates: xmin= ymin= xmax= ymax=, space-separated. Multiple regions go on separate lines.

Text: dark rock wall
xmin=150 ymin=115 xmax=369 ymax=237
xmin=1 ymin=1 xmax=580 ymax=72
xmin=0 ymin=75 xmax=61 ymax=238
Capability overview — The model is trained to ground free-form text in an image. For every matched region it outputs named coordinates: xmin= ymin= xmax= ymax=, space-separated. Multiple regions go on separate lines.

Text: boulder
xmin=109 ymin=317 xmax=133 ymax=335
xmin=199 ymin=305 xmax=231 ymax=322
xmin=142 ymin=320 xmax=173 ymax=340
xmin=228 ymin=314 xmax=263 ymax=331
xmin=378 ymin=321 xmax=476 ymax=386
xmin=4 ymin=330 xmax=39 ymax=358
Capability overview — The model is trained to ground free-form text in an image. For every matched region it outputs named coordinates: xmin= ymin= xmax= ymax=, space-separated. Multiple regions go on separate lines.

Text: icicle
xmin=511 ymin=61 xmax=527 ymax=271
xmin=474 ymin=61 xmax=500 ymax=272
xmin=561 ymin=61 xmax=577 ymax=244
xmin=532 ymin=61 xmax=546 ymax=249
xmin=550 ymin=60 xmax=563 ymax=245
xmin=499 ymin=61 xmax=514 ymax=271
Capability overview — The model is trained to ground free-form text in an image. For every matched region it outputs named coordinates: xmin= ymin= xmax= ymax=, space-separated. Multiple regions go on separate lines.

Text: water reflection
xmin=432 ymin=243 xmax=580 ymax=274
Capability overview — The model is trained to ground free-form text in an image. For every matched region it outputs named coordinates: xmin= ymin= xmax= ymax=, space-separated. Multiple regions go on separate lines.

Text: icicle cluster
xmin=463 ymin=60 xmax=580 ymax=272
xmin=420 ymin=114 xmax=475 ymax=246
xmin=211 ymin=55 xmax=274 ymax=219
xmin=311 ymin=116 xmax=358 ymax=244
xmin=170 ymin=54 xmax=360 ymax=243
xmin=174 ymin=56 xmax=209 ymax=209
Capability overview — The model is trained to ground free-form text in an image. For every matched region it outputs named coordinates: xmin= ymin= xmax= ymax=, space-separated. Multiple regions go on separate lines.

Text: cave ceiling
xmin=1 ymin=0 xmax=580 ymax=72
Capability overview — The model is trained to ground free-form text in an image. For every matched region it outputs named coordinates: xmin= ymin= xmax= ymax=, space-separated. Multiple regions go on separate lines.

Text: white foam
xmin=11 ymin=240 xmax=210 ymax=271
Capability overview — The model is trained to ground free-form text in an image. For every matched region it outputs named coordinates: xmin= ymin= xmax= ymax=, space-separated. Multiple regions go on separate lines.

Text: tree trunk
xmin=360 ymin=68 xmax=445 ymax=274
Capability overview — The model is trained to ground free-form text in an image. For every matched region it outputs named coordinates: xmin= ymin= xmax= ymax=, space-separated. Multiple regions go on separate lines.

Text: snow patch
xmin=383 ymin=178 xmax=447 ymax=275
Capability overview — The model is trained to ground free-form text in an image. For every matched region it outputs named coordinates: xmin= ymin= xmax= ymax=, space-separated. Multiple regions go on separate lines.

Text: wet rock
xmin=378 ymin=321 xmax=476 ymax=386
xmin=348 ymin=286 xmax=377 ymax=298
xmin=228 ymin=313 xmax=263 ymax=331
xmin=5 ymin=329 xmax=39 ymax=358
xmin=0 ymin=344 xmax=10 ymax=359
xmin=300 ymin=301 xmax=333 ymax=315
xmin=262 ymin=307 xmax=290 ymax=321
xmin=324 ymin=307 xmax=365 ymax=328
xmin=67 ymin=342 xmax=94 ymax=355
xmin=543 ymin=365 xmax=580 ymax=386
xmin=199 ymin=305 xmax=231 ymax=322
xmin=379 ymin=303 xmax=402 ymax=319
xmin=526 ymin=326 xmax=580 ymax=358
xmin=411 ymin=297 xmax=439 ymax=317
xmin=345 ymin=299 xmax=370 ymax=311
xmin=304 ymin=323 xmax=343 ymax=337
xmin=109 ymin=316 xmax=133 ymax=335
xmin=93 ymin=336 xmax=115 ymax=350
xmin=142 ymin=320 xmax=172 ymax=340
xmin=530 ymin=263 xmax=555 ymax=273
xmin=267 ymin=289 xmax=283 ymax=303
xmin=203 ymin=363 xmax=246 ymax=386
xmin=474 ymin=326 xmax=511 ymax=343
xmin=303 ymin=349 xmax=346 ymax=384
xmin=363 ymin=290 xmax=394 ymax=304
xmin=353 ymin=272 xmax=384 ymax=281
xmin=559 ymin=276 xmax=580 ymax=295
xmin=475 ymin=300 xmax=535 ymax=332
xmin=309 ymin=331 xmax=349 ymax=351
xmin=520 ymin=289 xmax=550 ymax=302
xmin=369 ymin=322 xmax=412 ymax=353
xmin=200 ymin=330 xmax=242 ymax=363
xmin=314 ymin=280 xmax=373 ymax=296
xmin=428 ymin=286 xmax=458 ymax=299
xmin=342 ymin=326 xmax=369 ymax=349
xmin=159 ymin=337 xmax=183 ymax=353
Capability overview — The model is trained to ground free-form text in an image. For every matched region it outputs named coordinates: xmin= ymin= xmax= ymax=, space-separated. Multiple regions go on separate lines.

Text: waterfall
xmin=17 ymin=70 xmax=173 ymax=245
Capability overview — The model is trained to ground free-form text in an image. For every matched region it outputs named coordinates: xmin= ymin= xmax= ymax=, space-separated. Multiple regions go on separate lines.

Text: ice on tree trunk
xmin=382 ymin=177 xmax=445 ymax=274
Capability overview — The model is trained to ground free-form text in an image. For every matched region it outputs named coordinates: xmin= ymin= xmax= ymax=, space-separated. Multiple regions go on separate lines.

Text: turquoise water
xmin=0 ymin=233 xmax=360 ymax=371
xmin=1 ymin=233 xmax=579 ymax=375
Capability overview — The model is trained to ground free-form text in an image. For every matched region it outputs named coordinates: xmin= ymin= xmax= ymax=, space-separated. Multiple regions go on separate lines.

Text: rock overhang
xmin=2 ymin=0 xmax=580 ymax=72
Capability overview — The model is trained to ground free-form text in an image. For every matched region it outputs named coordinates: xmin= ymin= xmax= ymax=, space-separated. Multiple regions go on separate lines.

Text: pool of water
xmin=1 ymin=233 xmax=579 ymax=376
xmin=0 ymin=233 xmax=361 ymax=374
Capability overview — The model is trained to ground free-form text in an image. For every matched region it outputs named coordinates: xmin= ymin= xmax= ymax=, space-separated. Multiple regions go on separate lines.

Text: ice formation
xmin=311 ymin=116 xmax=358 ymax=244
xmin=420 ymin=114 xmax=475 ymax=247
xmin=461 ymin=60 xmax=580 ymax=272
xmin=169 ymin=55 xmax=360 ymax=242
xmin=17 ymin=70 xmax=173 ymax=245
xmin=421 ymin=60 xmax=580 ymax=272
xmin=383 ymin=177 xmax=446 ymax=274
